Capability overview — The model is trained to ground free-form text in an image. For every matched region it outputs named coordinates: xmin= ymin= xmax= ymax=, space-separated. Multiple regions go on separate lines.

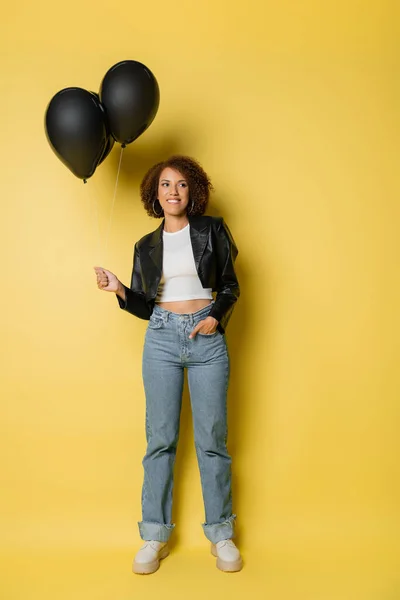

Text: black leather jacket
xmin=116 ymin=215 xmax=240 ymax=333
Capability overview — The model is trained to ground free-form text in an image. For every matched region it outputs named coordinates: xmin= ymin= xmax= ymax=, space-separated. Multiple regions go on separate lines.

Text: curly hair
xmin=140 ymin=155 xmax=214 ymax=218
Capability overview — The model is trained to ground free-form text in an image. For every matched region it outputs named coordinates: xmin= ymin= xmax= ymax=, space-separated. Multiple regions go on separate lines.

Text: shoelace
xmin=140 ymin=540 xmax=164 ymax=551
xmin=217 ymin=539 xmax=236 ymax=548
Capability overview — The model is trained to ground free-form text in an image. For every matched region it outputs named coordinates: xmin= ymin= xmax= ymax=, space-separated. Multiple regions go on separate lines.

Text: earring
xmin=153 ymin=198 xmax=163 ymax=217
xmin=188 ymin=199 xmax=195 ymax=215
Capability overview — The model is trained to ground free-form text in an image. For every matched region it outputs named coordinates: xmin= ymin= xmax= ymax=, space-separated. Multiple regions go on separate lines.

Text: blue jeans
xmin=138 ymin=302 xmax=237 ymax=544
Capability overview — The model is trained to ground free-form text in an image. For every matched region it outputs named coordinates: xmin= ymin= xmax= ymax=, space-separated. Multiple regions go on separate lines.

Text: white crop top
xmin=155 ymin=223 xmax=213 ymax=303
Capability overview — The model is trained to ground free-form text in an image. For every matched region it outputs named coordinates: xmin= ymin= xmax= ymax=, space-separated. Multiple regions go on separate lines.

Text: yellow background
xmin=1 ymin=0 xmax=399 ymax=598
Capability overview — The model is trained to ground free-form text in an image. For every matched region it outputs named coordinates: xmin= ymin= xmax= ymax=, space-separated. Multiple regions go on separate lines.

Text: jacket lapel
xmin=148 ymin=220 xmax=164 ymax=273
xmin=189 ymin=216 xmax=209 ymax=273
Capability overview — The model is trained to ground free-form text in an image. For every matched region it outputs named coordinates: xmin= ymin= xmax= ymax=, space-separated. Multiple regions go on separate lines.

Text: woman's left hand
xmin=189 ymin=316 xmax=219 ymax=339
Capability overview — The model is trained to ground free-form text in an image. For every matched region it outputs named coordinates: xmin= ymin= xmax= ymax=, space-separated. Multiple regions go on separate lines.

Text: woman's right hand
xmin=94 ymin=266 xmax=120 ymax=293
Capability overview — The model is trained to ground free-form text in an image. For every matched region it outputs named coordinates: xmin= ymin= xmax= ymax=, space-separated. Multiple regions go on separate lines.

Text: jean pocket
xmin=148 ymin=316 xmax=164 ymax=329
xmin=197 ymin=330 xmax=219 ymax=337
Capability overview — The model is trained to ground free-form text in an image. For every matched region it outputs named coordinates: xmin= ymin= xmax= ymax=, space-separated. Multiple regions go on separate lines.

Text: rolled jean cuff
xmin=202 ymin=514 xmax=237 ymax=544
xmin=138 ymin=521 xmax=175 ymax=542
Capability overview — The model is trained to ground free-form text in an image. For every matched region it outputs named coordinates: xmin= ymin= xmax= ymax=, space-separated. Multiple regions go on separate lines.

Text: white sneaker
xmin=211 ymin=539 xmax=243 ymax=572
xmin=132 ymin=540 xmax=169 ymax=574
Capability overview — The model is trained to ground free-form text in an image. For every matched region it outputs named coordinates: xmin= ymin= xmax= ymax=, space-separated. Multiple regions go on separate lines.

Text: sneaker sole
xmin=132 ymin=546 xmax=170 ymax=575
xmin=211 ymin=544 xmax=243 ymax=572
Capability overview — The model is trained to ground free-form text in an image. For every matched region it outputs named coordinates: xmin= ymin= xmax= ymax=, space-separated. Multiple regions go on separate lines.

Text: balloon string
xmin=104 ymin=144 xmax=124 ymax=265
xmin=92 ymin=192 xmax=102 ymax=264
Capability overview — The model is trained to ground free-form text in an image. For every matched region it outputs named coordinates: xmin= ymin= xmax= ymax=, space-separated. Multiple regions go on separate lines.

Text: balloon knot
xmin=121 ymin=143 xmax=126 ymax=149
xmin=83 ymin=179 xmax=87 ymax=184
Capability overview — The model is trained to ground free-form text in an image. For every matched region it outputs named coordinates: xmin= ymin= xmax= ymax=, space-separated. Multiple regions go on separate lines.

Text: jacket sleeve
xmin=208 ymin=218 xmax=240 ymax=325
xmin=116 ymin=242 xmax=152 ymax=320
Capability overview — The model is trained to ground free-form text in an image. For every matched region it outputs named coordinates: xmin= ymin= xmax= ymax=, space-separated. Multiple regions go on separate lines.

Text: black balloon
xmin=45 ymin=88 xmax=108 ymax=180
xmin=99 ymin=60 xmax=160 ymax=145
xmin=98 ymin=133 xmax=115 ymax=165
xmin=89 ymin=91 xmax=115 ymax=164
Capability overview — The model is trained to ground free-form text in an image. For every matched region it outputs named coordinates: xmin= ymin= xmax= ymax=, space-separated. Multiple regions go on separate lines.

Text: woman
xmin=94 ymin=155 xmax=241 ymax=574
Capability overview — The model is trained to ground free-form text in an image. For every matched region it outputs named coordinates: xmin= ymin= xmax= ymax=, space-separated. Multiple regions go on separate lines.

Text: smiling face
xmin=156 ymin=167 xmax=190 ymax=217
